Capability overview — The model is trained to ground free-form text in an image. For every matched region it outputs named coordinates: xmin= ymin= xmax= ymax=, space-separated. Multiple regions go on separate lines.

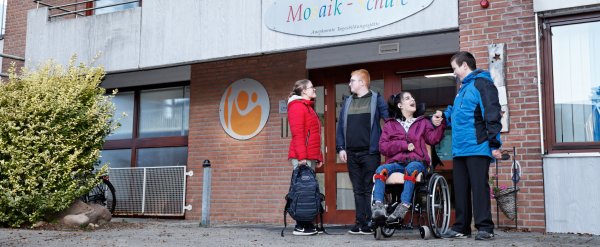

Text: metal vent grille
xmin=379 ymin=43 xmax=400 ymax=54
xmin=109 ymin=166 xmax=187 ymax=216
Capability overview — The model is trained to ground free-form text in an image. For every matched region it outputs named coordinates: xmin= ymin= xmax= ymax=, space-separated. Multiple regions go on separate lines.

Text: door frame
xmin=309 ymin=54 xmax=454 ymax=224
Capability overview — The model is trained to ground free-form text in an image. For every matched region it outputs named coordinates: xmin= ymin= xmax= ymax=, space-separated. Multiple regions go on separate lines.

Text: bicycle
xmin=81 ymin=174 xmax=116 ymax=214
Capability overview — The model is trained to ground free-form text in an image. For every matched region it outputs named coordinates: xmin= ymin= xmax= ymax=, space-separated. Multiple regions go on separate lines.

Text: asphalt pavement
xmin=1 ymin=218 xmax=598 ymax=247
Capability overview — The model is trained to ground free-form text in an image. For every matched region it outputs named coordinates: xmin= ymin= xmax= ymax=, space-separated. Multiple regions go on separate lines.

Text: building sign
xmin=219 ymin=78 xmax=270 ymax=140
xmin=264 ymin=0 xmax=434 ymax=37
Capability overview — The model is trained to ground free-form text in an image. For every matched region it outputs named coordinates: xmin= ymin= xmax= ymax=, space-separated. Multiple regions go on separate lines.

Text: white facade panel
xmin=26 ymin=7 xmax=140 ymax=72
xmin=544 ymin=156 xmax=600 ymax=235
xmin=26 ymin=0 xmax=457 ymax=72
xmin=139 ymin=0 xmax=262 ymax=68
xmin=534 ymin=0 xmax=600 ymax=12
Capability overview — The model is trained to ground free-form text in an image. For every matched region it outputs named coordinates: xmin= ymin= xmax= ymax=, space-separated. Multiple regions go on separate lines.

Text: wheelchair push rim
xmin=426 ymin=173 xmax=450 ymax=238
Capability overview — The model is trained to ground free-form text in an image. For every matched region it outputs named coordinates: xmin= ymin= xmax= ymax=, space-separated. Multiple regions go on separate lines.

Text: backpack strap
xmin=281 ymin=195 xmax=291 ymax=237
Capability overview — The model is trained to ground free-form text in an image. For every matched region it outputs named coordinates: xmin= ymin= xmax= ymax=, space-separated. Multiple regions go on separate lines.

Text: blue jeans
xmin=372 ymin=161 xmax=425 ymax=205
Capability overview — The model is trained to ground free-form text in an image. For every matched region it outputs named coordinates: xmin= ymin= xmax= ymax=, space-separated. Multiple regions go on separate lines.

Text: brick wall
xmin=458 ymin=0 xmax=543 ymax=231
xmin=2 ymin=0 xmax=86 ymax=72
xmin=187 ymin=51 xmax=307 ymax=224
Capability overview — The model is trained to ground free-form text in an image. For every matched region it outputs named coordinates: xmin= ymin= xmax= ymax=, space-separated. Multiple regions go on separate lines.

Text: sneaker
xmin=386 ymin=203 xmax=410 ymax=223
xmin=441 ymin=229 xmax=470 ymax=239
xmin=360 ymin=226 xmax=374 ymax=235
xmin=293 ymin=225 xmax=317 ymax=236
xmin=372 ymin=202 xmax=386 ymax=220
xmin=475 ymin=231 xmax=494 ymax=240
xmin=348 ymin=224 xmax=362 ymax=234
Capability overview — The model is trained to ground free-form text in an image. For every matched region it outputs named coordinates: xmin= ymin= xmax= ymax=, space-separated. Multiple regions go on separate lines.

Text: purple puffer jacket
xmin=379 ymin=116 xmax=446 ymax=165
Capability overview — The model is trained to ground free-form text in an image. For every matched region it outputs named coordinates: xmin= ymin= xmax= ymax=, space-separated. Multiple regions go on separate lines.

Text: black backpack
xmin=281 ymin=165 xmax=325 ymax=236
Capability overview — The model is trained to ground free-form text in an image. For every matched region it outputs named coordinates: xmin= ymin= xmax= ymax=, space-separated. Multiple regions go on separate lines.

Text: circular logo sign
xmin=219 ymin=78 xmax=270 ymax=140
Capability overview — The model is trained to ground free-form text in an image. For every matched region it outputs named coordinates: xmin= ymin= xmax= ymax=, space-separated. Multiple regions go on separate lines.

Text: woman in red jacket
xmin=287 ymin=79 xmax=323 ymax=236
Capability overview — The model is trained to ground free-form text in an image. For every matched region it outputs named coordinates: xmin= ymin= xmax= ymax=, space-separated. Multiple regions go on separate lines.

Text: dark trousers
xmin=347 ymin=150 xmax=380 ymax=227
xmin=451 ymin=156 xmax=494 ymax=234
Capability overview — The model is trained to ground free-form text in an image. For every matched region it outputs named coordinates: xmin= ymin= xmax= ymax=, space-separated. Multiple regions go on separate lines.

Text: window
xmin=543 ymin=13 xmax=600 ymax=152
xmin=101 ymin=85 xmax=189 ymax=168
xmin=90 ymin=0 xmax=139 ymax=15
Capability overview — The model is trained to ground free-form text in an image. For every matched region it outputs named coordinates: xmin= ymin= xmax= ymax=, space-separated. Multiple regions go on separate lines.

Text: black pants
xmin=347 ymin=150 xmax=380 ymax=227
xmin=451 ymin=156 xmax=494 ymax=234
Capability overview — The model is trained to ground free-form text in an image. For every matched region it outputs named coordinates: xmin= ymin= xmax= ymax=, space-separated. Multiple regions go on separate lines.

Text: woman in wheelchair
xmin=372 ymin=91 xmax=446 ymax=224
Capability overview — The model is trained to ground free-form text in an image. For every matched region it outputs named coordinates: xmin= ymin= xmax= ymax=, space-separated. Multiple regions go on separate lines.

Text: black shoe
xmin=359 ymin=226 xmax=374 ymax=235
xmin=293 ymin=225 xmax=317 ymax=236
xmin=348 ymin=224 xmax=362 ymax=234
xmin=441 ymin=229 xmax=470 ymax=239
xmin=475 ymin=231 xmax=494 ymax=240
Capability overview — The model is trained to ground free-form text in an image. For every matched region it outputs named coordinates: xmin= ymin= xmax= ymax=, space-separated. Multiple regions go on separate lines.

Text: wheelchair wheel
xmin=419 ymin=226 xmax=432 ymax=240
xmin=426 ymin=173 xmax=450 ymax=238
xmin=374 ymin=225 xmax=395 ymax=240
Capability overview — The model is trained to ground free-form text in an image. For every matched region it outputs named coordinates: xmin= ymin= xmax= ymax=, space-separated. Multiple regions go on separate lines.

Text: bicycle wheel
xmin=103 ymin=179 xmax=116 ymax=214
xmin=86 ymin=178 xmax=116 ymax=214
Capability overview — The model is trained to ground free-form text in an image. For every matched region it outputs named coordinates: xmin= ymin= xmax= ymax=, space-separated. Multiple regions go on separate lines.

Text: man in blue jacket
xmin=441 ymin=51 xmax=503 ymax=241
xmin=336 ymin=69 xmax=388 ymax=234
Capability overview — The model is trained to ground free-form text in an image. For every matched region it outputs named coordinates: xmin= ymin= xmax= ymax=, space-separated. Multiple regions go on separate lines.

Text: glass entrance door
xmin=310 ymin=54 xmax=455 ymax=224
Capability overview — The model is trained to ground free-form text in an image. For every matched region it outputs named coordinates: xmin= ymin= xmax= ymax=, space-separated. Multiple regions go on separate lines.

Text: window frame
xmin=542 ymin=11 xmax=600 ymax=153
xmin=103 ymin=81 xmax=189 ymax=167
xmin=86 ymin=0 xmax=141 ymax=16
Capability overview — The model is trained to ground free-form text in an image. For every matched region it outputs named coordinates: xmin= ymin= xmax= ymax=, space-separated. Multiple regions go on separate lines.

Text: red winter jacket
xmin=287 ymin=96 xmax=323 ymax=163
xmin=379 ymin=116 xmax=446 ymax=165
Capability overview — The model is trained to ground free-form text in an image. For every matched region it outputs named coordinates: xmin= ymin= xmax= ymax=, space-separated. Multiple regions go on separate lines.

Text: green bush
xmin=0 ymin=59 xmax=117 ymax=227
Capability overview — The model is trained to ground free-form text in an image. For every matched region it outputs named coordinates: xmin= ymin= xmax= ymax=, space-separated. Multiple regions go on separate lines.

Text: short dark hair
xmin=451 ymin=51 xmax=477 ymax=70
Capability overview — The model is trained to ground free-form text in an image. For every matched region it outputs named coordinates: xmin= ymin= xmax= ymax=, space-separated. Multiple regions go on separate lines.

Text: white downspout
xmin=535 ymin=12 xmax=545 ymax=155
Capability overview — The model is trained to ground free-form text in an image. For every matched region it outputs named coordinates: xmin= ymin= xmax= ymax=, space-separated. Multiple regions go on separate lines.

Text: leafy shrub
xmin=0 ymin=59 xmax=117 ymax=227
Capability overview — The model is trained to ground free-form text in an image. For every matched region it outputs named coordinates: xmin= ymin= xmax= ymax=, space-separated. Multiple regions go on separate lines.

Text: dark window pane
xmin=107 ymin=91 xmax=134 ymax=140
xmin=137 ymin=147 xmax=188 ymax=167
xmin=100 ymin=149 xmax=132 ymax=168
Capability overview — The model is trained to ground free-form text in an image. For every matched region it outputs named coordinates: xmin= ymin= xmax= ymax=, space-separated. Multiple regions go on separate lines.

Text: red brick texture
xmin=2 ymin=0 xmax=86 ymax=72
xmin=187 ymin=51 xmax=307 ymax=224
xmin=458 ymin=0 xmax=543 ymax=232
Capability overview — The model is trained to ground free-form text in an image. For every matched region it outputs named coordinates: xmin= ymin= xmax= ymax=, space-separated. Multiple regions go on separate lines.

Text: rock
xmin=62 ymin=214 xmax=90 ymax=227
xmin=57 ymin=200 xmax=112 ymax=228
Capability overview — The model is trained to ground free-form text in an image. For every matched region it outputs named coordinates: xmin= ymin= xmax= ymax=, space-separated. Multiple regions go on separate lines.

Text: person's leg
xmin=372 ymin=162 xmax=404 ymax=203
xmin=346 ymin=151 xmax=364 ymax=232
xmin=400 ymin=161 xmax=426 ymax=205
xmin=466 ymin=156 xmax=494 ymax=234
xmin=443 ymin=157 xmax=471 ymax=238
xmin=360 ymin=153 xmax=381 ymax=229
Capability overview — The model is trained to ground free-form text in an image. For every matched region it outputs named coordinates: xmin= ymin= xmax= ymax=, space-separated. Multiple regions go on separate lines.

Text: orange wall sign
xmin=219 ymin=78 xmax=270 ymax=140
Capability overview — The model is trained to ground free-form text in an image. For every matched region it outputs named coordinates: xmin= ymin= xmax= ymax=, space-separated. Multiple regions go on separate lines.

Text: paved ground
xmin=1 ymin=218 xmax=599 ymax=247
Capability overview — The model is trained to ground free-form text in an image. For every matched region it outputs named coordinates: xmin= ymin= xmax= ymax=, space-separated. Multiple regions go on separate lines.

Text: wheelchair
xmin=371 ymin=151 xmax=451 ymax=240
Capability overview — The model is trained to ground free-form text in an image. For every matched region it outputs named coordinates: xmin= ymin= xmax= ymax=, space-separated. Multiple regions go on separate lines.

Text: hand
xmin=492 ymin=149 xmax=502 ymax=159
xmin=408 ymin=143 xmax=415 ymax=152
xmin=432 ymin=110 xmax=443 ymax=127
xmin=316 ymin=161 xmax=324 ymax=168
xmin=338 ymin=150 xmax=347 ymax=163
xmin=299 ymin=159 xmax=308 ymax=165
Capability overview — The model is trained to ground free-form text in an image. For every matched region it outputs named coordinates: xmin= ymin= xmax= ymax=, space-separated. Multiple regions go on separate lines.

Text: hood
xmin=288 ymin=95 xmax=304 ymax=104
xmin=288 ymin=95 xmax=314 ymax=107
xmin=461 ymin=69 xmax=492 ymax=85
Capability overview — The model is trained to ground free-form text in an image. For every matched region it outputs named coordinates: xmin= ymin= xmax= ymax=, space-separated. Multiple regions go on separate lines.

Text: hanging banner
xmin=219 ymin=78 xmax=270 ymax=140
xmin=264 ymin=0 xmax=434 ymax=37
